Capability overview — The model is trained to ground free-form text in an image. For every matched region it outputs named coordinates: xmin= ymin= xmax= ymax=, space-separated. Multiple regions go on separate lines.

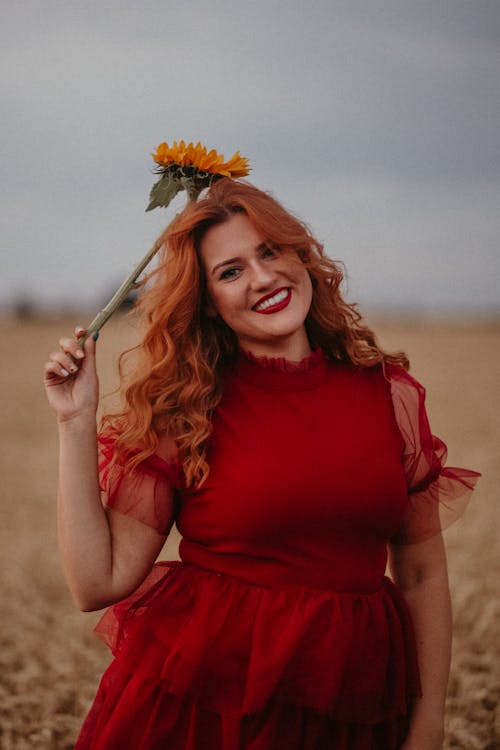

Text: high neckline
xmin=234 ymin=347 xmax=328 ymax=390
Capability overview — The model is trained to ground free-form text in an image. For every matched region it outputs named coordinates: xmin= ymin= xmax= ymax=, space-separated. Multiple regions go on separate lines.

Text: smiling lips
xmin=253 ymin=287 xmax=291 ymax=314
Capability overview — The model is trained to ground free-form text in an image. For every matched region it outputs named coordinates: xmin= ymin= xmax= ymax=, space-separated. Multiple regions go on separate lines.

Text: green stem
xmin=78 ymin=238 xmax=163 ymax=345
xmin=78 ymin=172 xmax=211 ymax=347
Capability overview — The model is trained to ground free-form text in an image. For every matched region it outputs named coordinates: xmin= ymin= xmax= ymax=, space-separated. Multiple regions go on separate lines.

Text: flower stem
xmin=78 ymin=238 xmax=163 ymax=346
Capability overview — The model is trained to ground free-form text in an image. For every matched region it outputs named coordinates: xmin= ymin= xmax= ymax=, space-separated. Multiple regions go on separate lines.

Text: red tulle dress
xmin=75 ymin=349 xmax=479 ymax=750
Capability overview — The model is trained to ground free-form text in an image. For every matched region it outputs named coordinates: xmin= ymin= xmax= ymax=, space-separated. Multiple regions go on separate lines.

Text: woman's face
xmin=199 ymin=212 xmax=313 ymax=360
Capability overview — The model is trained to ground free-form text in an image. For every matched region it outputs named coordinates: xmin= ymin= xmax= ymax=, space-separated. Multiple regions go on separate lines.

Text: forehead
xmin=198 ymin=213 xmax=264 ymax=268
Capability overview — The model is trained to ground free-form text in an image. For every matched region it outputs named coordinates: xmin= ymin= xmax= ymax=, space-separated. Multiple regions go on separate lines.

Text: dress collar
xmin=234 ymin=347 xmax=328 ymax=391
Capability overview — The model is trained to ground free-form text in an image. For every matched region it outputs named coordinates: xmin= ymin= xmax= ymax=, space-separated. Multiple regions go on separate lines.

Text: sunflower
xmin=147 ymin=140 xmax=250 ymax=211
xmin=79 ymin=140 xmax=250 ymax=343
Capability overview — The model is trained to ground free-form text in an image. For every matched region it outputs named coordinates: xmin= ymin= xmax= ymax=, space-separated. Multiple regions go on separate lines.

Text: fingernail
xmin=69 ymin=364 xmax=77 ymax=373
xmin=93 ymin=331 xmax=99 ymax=341
xmin=61 ymin=368 xmax=69 ymax=377
xmin=74 ymin=349 xmax=84 ymax=359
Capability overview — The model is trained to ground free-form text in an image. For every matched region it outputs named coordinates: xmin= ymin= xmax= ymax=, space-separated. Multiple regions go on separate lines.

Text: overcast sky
xmin=1 ymin=0 xmax=499 ymax=315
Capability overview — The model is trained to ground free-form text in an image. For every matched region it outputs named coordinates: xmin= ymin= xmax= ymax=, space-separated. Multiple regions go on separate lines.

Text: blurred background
xmin=1 ymin=2 xmax=499 ymax=748
xmin=1 ymin=0 xmax=499 ymax=318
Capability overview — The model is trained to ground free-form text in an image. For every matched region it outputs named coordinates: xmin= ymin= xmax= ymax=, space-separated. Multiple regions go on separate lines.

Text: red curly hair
xmin=102 ymin=178 xmax=408 ymax=487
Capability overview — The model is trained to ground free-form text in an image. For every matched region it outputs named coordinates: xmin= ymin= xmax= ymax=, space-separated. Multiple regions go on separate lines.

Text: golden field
xmin=0 ymin=314 xmax=498 ymax=749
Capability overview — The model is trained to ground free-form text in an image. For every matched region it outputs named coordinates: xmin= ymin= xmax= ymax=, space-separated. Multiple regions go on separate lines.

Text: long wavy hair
xmin=102 ymin=178 xmax=408 ymax=487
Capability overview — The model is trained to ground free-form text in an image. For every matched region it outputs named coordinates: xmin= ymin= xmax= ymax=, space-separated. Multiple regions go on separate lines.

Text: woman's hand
xmin=44 ymin=326 xmax=99 ymax=423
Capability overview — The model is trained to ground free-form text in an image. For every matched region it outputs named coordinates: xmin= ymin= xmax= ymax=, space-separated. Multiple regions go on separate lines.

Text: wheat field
xmin=0 ymin=314 xmax=498 ymax=749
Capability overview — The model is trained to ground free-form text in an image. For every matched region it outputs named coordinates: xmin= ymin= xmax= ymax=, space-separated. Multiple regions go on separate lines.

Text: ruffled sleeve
xmin=386 ymin=365 xmax=480 ymax=545
xmin=98 ymin=432 xmax=181 ymax=534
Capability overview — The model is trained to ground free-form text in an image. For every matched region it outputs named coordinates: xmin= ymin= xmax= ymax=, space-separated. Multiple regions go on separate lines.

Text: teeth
xmin=255 ymin=289 xmax=289 ymax=311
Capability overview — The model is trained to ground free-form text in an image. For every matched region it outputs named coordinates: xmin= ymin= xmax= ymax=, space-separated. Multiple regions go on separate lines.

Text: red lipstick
xmin=253 ymin=287 xmax=291 ymax=315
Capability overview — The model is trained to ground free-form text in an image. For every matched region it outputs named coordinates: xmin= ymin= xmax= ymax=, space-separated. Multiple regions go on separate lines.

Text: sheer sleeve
xmin=386 ymin=365 xmax=480 ymax=545
xmin=98 ymin=432 xmax=181 ymax=534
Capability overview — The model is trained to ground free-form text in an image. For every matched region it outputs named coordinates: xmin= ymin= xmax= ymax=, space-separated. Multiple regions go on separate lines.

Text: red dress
xmin=76 ymin=350 xmax=479 ymax=750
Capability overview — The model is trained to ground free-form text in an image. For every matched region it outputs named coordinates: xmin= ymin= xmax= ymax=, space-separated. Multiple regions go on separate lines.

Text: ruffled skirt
xmin=76 ymin=563 xmax=419 ymax=749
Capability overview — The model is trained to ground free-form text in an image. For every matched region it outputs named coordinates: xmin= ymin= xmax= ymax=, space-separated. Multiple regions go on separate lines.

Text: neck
xmin=237 ymin=332 xmax=312 ymax=363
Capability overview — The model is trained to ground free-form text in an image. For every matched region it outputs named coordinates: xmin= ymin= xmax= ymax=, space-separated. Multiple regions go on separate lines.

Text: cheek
xmin=283 ymin=257 xmax=311 ymax=284
xmin=297 ymin=268 xmax=313 ymax=302
xmin=207 ymin=284 xmax=242 ymax=319
xmin=295 ymin=272 xmax=313 ymax=318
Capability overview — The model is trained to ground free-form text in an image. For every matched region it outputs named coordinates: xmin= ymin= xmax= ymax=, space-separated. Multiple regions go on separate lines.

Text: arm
xmin=388 ymin=533 xmax=452 ymax=750
xmin=44 ymin=327 xmax=173 ymax=612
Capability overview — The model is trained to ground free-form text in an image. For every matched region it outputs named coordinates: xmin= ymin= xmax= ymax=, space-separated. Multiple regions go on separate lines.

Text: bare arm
xmin=388 ymin=533 xmax=452 ymax=750
xmin=44 ymin=327 xmax=173 ymax=611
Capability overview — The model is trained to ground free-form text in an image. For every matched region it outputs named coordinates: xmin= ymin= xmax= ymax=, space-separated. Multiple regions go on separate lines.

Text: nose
xmin=248 ymin=259 xmax=277 ymax=290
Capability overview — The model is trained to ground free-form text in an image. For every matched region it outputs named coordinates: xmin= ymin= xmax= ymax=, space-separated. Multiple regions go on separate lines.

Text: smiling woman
xmin=43 ymin=177 xmax=479 ymax=750
xmin=200 ymin=212 xmax=313 ymax=360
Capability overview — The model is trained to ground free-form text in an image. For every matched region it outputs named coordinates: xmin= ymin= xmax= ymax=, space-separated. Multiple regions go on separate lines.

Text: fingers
xmin=74 ymin=326 xmax=99 ymax=356
xmin=44 ymin=359 xmax=66 ymax=383
xmin=43 ymin=325 xmax=98 ymax=384
xmin=61 ymin=332 xmax=86 ymax=362
xmin=48 ymin=349 xmax=79 ymax=378
xmin=83 ymin=330 xmax=98 ymax=356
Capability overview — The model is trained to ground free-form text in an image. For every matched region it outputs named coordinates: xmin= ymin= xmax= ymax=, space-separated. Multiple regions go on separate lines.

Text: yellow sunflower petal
xmin=202 ymin=149 xmax=226 ymax=173
xmin=152 ymin=142 xmax=171 ymax=165
xmin=151 ymin=140 xmax=250 ymax=178
xmin=219 ymin=151 xmax=250 ymax=177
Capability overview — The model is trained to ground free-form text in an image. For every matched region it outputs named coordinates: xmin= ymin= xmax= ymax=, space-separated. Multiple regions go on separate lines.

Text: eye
xmin=261 ymin=245 xmax=279 ymax=258
xmin=219 ymin=266 xmax=241 ymax=281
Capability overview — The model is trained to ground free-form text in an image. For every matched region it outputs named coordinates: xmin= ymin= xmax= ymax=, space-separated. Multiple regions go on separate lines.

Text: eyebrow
xmin=211 ymin=243 xmax=269 ymax=277
xmin=211 ymin=257 xmax=241 ymax=276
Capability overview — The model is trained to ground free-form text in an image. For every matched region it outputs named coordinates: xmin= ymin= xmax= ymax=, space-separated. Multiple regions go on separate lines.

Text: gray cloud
xmin=1 ymin=0 xmax=499 ymax=313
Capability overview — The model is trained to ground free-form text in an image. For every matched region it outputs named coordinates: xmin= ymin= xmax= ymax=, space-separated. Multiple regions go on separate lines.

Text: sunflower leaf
xmin=145 ymin=172 xmax=183 ymax=212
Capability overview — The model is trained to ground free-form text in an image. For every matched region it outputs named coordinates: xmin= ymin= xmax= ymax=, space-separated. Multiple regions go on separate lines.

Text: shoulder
xmin=383 ymin=362 xmax=425 ymax=391
xmin=380 ymin=363 xmax=427 ymax=430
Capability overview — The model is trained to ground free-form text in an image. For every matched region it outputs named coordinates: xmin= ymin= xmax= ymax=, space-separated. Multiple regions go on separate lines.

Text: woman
xmin=44 ymin=178 xmax=479 ymax=749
